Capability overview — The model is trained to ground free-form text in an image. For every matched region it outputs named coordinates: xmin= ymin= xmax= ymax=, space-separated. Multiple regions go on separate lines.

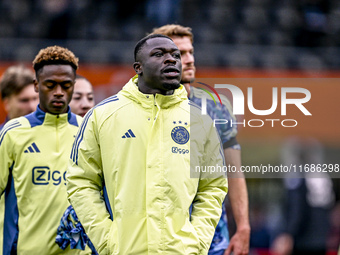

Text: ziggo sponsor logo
xmin=172 ymin=146 xmax=189 ymax=154
xmin=32 ymin=166 xmax=66 ymax=185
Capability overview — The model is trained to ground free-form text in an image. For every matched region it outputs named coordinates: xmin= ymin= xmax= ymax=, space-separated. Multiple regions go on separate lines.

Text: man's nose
xmin=54 ymin=85 xmax=64 ymax=96
xmin=164 ymin=53 xmax=177 ymax=63
xmin=80 ymin=98 xmax=91 ymax=108
xmin=183 ymin=52 xmax=194 ymax=64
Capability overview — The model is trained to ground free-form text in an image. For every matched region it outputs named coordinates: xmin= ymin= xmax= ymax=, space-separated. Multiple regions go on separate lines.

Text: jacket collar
xmin=120 ymin=75 xmax=188 ymax=109
xmin=26 ymin=104 xmax=79 ymax=127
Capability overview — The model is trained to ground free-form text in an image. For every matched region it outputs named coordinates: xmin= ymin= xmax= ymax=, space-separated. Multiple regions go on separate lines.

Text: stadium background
xmin=0 ymin=0 xmax=339 ymax=253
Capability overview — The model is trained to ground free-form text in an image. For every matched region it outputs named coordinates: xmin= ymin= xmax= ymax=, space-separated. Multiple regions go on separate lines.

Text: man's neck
xmin=182 ymin=83 xmax=191 ymax=97
xmin=137 ymin=81 xmax=175 ymax=96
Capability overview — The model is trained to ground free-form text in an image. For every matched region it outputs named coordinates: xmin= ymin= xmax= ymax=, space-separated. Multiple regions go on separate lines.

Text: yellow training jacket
xmin=0 ymin=106 xmax=90 ymax=254
xmin=67 ymin=76 xmax=228 ymax=255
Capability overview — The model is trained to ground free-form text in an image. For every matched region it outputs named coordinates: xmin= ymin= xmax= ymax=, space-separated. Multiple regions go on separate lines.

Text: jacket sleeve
xmin=67 ymin=111 xmax=111 ymax=254
xmin=190 ymin=121 xmax=228 ymax=254
xmin=0 ymin=122 xmax=15 ymax=196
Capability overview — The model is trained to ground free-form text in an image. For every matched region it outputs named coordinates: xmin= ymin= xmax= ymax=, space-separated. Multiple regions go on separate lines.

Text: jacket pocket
xmin=107 ymin=220 xmax=119 ymax=254
xmin=181 ymin=219 xmax=200 ymax=254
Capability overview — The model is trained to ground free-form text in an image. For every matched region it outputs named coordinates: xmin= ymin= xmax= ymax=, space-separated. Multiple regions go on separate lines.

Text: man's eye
xmin=154 ymin=52 xmax=163 ymax=57
xmin=62 ymin=83 xmax=72 ymax=89
xmin=173 ymin=53 xmax=181 ymax=58
xmin=73 ymin=97 xmax=81 ymax=101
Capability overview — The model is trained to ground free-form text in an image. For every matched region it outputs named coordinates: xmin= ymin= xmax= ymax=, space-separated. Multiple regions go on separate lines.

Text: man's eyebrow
xmin=152 ymin=47 xmax=180 ymax=52
xmin=44 ymin=79 xmax=73 ymax=83
xmin=73 ymin=91 xmax=94 ymax=95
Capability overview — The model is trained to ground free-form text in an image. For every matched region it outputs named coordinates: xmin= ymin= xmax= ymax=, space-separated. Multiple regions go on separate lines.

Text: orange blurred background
xmin=1 ymin=63 xmax=339 ymax=146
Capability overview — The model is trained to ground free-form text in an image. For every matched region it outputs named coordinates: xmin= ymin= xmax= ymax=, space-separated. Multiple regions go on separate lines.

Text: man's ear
xmin=133 ymin=62 xmax=142 ymax=75
xmin=33 ymin=79 xmax=39 ymax=92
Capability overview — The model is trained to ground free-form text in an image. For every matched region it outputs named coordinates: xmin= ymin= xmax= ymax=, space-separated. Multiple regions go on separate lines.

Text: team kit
xmin=0 ymin=25 xmax=252 ymax=255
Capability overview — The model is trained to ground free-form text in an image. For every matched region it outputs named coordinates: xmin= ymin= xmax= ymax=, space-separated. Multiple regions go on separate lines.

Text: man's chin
xmin=181 ymin=78 xmax=195 ymax=84
xmin=163 ymin=82 xmax=181 ymax=91
xmin=181 ymin=74 xmax=195 ymax=84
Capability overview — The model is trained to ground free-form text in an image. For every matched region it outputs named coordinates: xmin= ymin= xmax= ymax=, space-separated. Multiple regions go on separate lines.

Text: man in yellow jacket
xmin=67 ymin=34 xmax=228 ymax=255
xmin=0 ymin=46 xmax=90 ymax=254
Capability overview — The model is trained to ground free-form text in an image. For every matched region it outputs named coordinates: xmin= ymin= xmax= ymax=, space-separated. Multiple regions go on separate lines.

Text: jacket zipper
xmin=56 ymin=115 xmax=59 ymax=151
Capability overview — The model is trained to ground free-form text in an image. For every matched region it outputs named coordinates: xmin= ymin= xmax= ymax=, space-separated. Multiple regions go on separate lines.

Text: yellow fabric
xmin=0 ymin=197 xmax=3 ymax=255
xmin=0 ymin=109 xmax=90 ymax=254
xmin=68 ymin=76 xmax=228 ymax=254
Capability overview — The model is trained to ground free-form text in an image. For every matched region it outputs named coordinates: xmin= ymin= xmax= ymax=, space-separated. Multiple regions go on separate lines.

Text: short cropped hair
xmin=151 ymin=24 xmax=193 ymax=43
xmin=32 ymin=45 xmax=79 ymax=78
xmin=134 ymin=34 xmax=173 ymax=61
xmin=0 ymin=65 xmax=35 ymax=100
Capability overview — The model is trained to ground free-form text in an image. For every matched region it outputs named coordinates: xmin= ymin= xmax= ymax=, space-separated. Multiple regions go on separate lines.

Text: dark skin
xmin=133 ymin=37 xmax=182 ymax=95
xmin=34 ymin=64 xmax=75 ymax=115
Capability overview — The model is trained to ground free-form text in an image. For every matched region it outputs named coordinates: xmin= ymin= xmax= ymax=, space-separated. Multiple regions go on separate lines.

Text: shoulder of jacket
xmin=75 ymin=114 xmax=83 ymax=123
xmin=73 ymin=114 xmax=84 ymax=128
xmin=1 ymin=117 xmax=30 ymax=130
xmin=182 ymin=100 xmax=214 ymax=130
xmin=0 ymin=117 xmax=29 ymax=145
xmin=90 ymin=94 xmax=132 ymax=122
xmin=219 ymin=94 xmax=232 ymax=108
xmin=186 ymin=100 xmax=201 ymax=115
xmin=192 ymin=87 xmax=232 ymax=107
xmin=191 ymin=88 xmax=235 ymax=119
xmin=94 ymin=94 xmax=121 ymax=111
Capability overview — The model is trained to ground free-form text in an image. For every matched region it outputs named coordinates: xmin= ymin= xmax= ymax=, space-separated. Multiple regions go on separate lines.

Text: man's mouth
xmin=52 ymin=101 xmax=64 ymax=107
xmin=162 ymin=67 xmax=180 ymax=77
xmin=183 ymin=67 xmax=194 ymax=72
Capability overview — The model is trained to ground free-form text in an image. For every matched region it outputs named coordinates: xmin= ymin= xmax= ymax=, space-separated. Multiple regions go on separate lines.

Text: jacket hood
xmin=120 ymin=75 xmax=188 ymax=109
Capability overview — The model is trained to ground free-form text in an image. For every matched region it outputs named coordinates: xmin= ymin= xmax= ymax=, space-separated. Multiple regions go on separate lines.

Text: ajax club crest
xmin=171 ymin=126 xmax=189 ymax=145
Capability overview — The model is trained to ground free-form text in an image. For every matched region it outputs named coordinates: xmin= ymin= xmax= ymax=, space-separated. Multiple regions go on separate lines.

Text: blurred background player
xmin=270 ymin=137 xmax=335 ymax=255
xmin=0 ymin=64 xmax=38 ymax=254
xmin=152 ymin=24 xmax=250 ymax=255
xmin=0 ymin=65 xmax=38 ymax=129
xmin=69 ymin=75 xmax=95 ymax=117
xmin=0 ymin=46 xmax=90 ymax=254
